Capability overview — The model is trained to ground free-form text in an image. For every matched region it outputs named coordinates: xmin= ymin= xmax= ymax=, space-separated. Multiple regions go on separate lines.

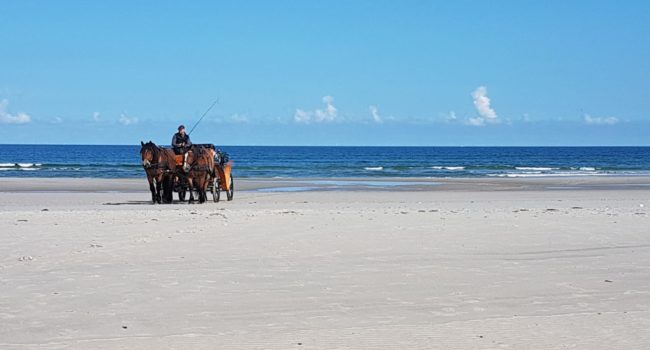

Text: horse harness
xmin=142 ymin=145 xmax=172 ymax=173
xmin=187 ymin=147 xmax=215 ymax=176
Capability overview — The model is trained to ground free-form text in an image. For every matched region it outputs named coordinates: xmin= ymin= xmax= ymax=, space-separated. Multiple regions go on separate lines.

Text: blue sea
xmin=1 ymin=145 xmax=649 ymax=179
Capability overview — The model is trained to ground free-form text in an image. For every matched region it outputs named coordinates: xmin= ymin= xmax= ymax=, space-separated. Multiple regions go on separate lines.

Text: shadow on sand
xmin=102 ymin=200 xmax=158 ymax=206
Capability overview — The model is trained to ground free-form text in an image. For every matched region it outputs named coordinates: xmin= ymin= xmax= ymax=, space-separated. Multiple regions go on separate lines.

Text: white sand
xmin=1 ymin=179 xmax=650 ymax=349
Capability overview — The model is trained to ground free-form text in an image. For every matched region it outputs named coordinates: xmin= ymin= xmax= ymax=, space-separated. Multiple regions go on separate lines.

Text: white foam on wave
xmin=364 ymin=166 xmax=384 ymax=171
xmin=0 ymin=162 xmax=43 ymax=169
xmin=431 ymin=166 xmax=465 ymax=170
xmin=515 ymin=167 xmax=557 ymax=171
xmin=579 ymin=167 xmax=596 ymax=171
xmin=489 ymin=172 xmax=608 ymax=178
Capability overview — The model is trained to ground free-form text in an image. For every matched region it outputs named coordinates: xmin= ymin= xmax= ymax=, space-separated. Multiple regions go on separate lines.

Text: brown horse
xmin=185 ymin=145 xmax=215 ymax=203
xmin=140 ymin=141 xmax=177 ymax=204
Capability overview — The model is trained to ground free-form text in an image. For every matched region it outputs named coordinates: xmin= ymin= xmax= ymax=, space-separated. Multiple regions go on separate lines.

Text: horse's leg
xmin=198 ymin=173 xmax=207 ymax=203
xmin=147 ymin=174 xmax=157 ymax=204
xmin=160 ymin=174 xmax=170 ymax=204
xmin=187 ymin=177 xmax=195 ymax=203
xmin=164 ymin=175 xmax=173 ymax=203
xmin=160 ymin=174 xmax=167 ymax=203
xmin=196 ymin=175 xmax=203 ymax=203
xmin=202 ymin=174 xmax=209 ymax=203
xmin=155 ymin=174 xmax=163 ymax=204
xmin=176 ymin=175 xmax=185 ymax=202
xmin=161 ymin=174 xmax=169 ymax=204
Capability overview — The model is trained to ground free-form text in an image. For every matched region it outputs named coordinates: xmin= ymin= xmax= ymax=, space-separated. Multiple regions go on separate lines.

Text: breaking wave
xmin=0 ymin=163 xmax=42 ymax=168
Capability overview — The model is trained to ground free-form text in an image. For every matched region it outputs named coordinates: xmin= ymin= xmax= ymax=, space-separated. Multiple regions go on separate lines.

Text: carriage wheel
xmin=212 ymin=177 xmax=220 ymax=202
xmin=226 ymin=175 xmax=234 ymax=201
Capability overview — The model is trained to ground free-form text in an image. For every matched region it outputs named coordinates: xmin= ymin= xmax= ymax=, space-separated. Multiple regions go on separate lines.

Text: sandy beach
xmin=1 ymin=177 xmax=649 ymax=349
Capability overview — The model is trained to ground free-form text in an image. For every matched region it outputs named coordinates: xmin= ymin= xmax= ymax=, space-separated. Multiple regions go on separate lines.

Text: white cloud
xmin=294 ymin=95 xmax=339 ymax=123
xmin=584 ymin=114 xmax=619 ymax=125
xmin=369 ymin=105 xmax=383 ymax=124
xmin=294 ymin=109 xmax=311 ymax=123
xmin=466 ymin=117 xmax=485 ymax=126
xmin=467 ymin=86 xmax=498 ymax=126
xmin=52 ymin=116 xmax=63 ymax=124
xmin=118 ymin=113 xmax=138 ymax=125
xmin=472 ymin=86 xmax=497 ymax=119
xmin=0 ymin=99 xmax=31 ymax=124
xmin=93 ymin=112 xmax=101 ymax=122
xmin=441 ymin=111 xmax=458 ymax=122
xmin=229 ymin=113 xmax=249 ymax=124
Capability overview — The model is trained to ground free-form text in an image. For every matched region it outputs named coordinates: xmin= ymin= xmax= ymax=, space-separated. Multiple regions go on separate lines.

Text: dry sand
xmin=1 ymin=178 xmax=649 ymax=349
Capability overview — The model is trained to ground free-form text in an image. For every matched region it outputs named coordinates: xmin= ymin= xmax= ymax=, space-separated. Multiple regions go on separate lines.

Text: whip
xmin=188 ymin=98 xmax=219 ymax=135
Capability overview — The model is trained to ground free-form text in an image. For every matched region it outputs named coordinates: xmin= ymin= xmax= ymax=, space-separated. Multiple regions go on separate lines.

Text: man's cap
xmin=178 ymin=125 xmax=185 ymax=131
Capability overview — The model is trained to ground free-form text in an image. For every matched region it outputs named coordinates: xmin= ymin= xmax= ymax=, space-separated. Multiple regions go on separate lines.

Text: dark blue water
xmin=1 ymin=145 xmax=649 ymax=178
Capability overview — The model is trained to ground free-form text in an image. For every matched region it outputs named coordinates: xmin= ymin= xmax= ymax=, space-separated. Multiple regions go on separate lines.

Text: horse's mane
xmin=188 ymin=145 xmax=213 ymax=166
xmin=140 ymin=141 xmax=160 ymax=161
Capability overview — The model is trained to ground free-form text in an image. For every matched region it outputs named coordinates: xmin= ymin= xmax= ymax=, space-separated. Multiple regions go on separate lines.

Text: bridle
xmin=141 ymin=144 xmax=169 ymax=171
xmin=186 ymin=146 xmax=213 ymax=174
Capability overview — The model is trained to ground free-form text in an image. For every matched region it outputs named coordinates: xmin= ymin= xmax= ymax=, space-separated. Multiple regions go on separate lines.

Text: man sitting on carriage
xmin=172 ymin=124 xmax=192 ymax=169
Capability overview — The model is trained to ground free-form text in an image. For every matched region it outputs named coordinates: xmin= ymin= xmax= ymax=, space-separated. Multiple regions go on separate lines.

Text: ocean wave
xmin=489 ymin=172 xmax=609 ymax=178
xmin=515 ymin=167 xmax=558 ymax=171
xmin=0 ymin=163 xmax=42 ymax=168
xmin=364 ymin=166 xmax=384 ymax=171
xmin=431 ymin=166 xmax=466 ymax=171
xmin=51 ymin=167 xmax=82 ymax=171
xmin=579 ymin=167 xmax=596 ymax=171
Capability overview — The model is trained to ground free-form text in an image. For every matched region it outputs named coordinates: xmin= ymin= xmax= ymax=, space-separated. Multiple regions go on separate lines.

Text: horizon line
xmin=2 ymin=143 xmax=650 ymax=148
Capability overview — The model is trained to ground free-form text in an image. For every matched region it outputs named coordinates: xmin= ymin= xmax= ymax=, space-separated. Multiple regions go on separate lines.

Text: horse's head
xmin=186 ymin=145 xmax=211 ymax=171
xmin=140 ymin=141 xmax=159 ymax=167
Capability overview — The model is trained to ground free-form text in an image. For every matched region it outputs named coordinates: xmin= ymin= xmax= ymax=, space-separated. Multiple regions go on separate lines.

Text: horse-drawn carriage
xmin=140 ymin=141 xmax=234 ymax=204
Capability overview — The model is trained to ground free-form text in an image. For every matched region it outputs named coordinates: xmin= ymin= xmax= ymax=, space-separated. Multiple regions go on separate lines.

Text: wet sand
xmin=2 ymin=175 xmax=650 ymax=192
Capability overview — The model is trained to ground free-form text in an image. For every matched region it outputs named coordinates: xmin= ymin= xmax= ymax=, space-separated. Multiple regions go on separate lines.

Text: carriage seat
xmin=175 ymin=155 xmax=184 ymax=166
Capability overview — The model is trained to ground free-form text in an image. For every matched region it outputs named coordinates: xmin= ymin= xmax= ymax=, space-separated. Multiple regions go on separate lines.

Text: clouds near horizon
xmin=467 ymin=86 xmax=499 ymax=126
xmin=294 ymin=96 xmax=339 ymax=124
xmin=118 ymin=113 xmax=138 ymax=126
xmin=369 ymin=105 xmax=383 ymax=124
xmin=0 ymin=99 xmax=31 ymax=124
xmin=583 ymin=114 xmax=620 ymax=125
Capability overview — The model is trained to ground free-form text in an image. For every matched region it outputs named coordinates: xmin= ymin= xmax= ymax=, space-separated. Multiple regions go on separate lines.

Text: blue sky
xmin=1 ymin=0 xmax=649 ymax=145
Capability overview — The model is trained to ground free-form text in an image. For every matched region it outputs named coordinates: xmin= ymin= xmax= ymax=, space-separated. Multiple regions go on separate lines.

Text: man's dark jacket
xmin=172 ymin=132 xmax=192 ymax=152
